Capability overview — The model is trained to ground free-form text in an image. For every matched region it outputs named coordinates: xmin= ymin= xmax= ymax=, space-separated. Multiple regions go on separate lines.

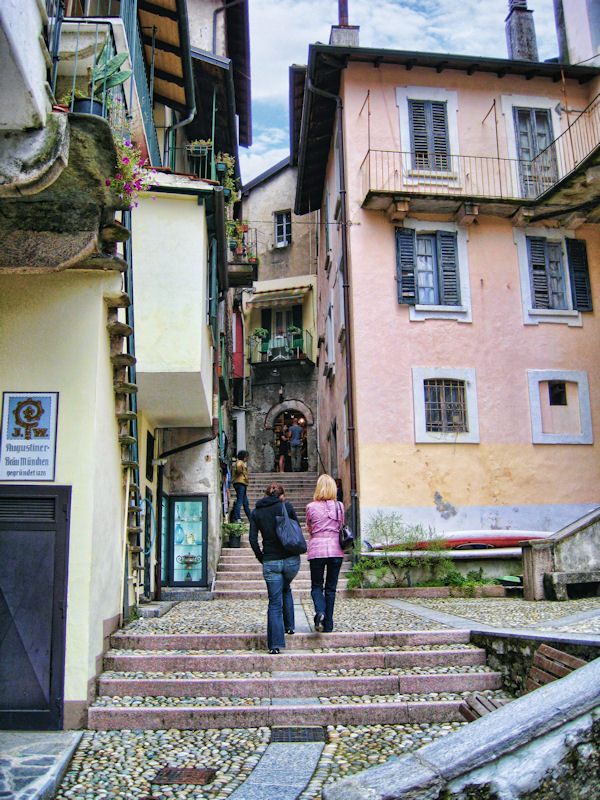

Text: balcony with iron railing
xmin=227 ymin=224 xmax=258 ymax=287
xmin=247 ymin=330 xmax=314 ymax=365
xmin=360 ymin=93 xmax=600 ymax=214
xmin=46 ymin=0 xmax=161 ymax=165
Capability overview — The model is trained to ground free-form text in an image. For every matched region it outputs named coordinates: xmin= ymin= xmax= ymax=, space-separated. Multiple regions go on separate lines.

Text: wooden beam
xmin=152 ymin=67 xmax=185 ymax=88
xmin=138 ymin=0 xmax=178 ymax=21
xmin=142 ymin=33 xmax=182 ymax=57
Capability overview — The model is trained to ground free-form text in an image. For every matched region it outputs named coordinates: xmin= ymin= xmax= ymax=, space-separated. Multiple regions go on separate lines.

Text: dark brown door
xmin=0 ymin=486 xmax=70 ymax=729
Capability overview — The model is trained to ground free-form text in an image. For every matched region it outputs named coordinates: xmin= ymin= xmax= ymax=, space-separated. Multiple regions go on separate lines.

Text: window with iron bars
xmin=424 ymin=379 xmax=467 ymax=433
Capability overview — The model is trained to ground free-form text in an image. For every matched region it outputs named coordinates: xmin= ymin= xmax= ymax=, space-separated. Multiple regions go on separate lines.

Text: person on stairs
xmin=249 ymin=482 xmax=301 ymax=654
xmin=231 ymin=450 xmax=251 ymax=523
xmin=306 ymin=474 xmax=345 ymax=633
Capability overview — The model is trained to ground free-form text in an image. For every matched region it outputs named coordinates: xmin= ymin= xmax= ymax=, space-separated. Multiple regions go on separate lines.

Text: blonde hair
xmin=313 ymin=474 xmax=337 ymax=502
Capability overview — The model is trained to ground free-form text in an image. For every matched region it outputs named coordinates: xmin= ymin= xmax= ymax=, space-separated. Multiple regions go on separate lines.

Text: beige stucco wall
xmin=132 ymin=186 xmax=213 ymax=427
xmin=315 ymin=64 xmax=600 ymax=533
xmin=0 ymin=270 xmax=124 ymax=718
xmin=243 ymin=165 xmax=318 ymax=281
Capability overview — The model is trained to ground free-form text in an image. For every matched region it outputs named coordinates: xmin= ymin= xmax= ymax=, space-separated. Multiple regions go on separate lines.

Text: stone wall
xmin=246 ymin=361 xmax=317 ymax=474
xmin=470 ymin=630 xmax=600 ymax=697
xmin=322 ymin=655 xmax=600 ymax=799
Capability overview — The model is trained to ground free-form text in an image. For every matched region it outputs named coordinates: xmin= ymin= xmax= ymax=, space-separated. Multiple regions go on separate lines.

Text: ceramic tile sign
xmin=0 ymin=392 xmax=59 ymax=481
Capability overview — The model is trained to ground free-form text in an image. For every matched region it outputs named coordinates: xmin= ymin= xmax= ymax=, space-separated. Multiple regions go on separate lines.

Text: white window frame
xmin=500 ymin=94 xmax=562 ymax=166
xmin=396 ymin=86 xmax=460 ymax=185
xmin=412 ymin=367 xmax=479 ymax=444
xmin=274 ymin=210 xmax=292 ymax=248
xmin=513 ymin=226 xmax=582 ymax=326
xmin=527 ymin=369 xmax=593 ymax=444
xmin=400 ymin=218 xmax=472 ymax=323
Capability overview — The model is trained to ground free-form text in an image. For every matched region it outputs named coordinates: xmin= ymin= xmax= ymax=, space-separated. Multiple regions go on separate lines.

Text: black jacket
xmin=249 ymin=495 xmax=300 ymax=563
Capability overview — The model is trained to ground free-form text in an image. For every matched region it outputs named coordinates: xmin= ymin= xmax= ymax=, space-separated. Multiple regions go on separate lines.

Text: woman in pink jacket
xmin=305 ymin=474 xmax=345 ymax=632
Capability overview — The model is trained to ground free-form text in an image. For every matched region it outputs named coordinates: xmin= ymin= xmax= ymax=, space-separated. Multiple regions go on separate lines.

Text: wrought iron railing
xmin=46 ymin=0 xmax=161 ymax=165
xmin=228 ymin=226 xmax=258 ymax=265
xmin=247 ymin=330 xmax=314 ymax=364
xmin=360 ymin=93 xmax=600 ymax=204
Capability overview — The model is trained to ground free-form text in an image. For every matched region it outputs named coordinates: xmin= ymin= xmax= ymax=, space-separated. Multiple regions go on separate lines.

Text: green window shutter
xmin=566 ymin=238 xmax=593 ymax=312
xmin=396 ymin=227 xmax=417 ymax=304
xmin=527 ymin=236 xmax=550 ymax=308
xmin=261 ymin=308 xmax=272 ymax=332
xmin=292 ymin=304 xmax=303 ymax=328
xmin=436 ymin=231 xmax=460 ymax=305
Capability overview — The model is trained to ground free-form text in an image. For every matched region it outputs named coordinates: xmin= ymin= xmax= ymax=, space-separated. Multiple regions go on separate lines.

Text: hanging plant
xmin=105 ymin=134 xmax=155 ymax=209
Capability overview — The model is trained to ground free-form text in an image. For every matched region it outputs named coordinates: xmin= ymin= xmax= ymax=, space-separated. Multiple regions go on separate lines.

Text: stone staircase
xmin=88 ymin=627 xmax=506 ymax=730
xmin=213 ymin=540 xmax=352 ymax=599
xmin=246 ymin=471 xmax=319 ymax=527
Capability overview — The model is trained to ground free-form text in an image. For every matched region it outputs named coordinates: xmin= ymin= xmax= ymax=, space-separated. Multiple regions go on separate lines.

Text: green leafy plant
xmin=188 ymin=138 xmax=212 ymax=154
xmin=89 ymin=38 xmax=132 ymax=97
xmin=288 ymin=325 xmax=302 ymax=335
xmin=253 ymin=327 xmax=270 ymax=340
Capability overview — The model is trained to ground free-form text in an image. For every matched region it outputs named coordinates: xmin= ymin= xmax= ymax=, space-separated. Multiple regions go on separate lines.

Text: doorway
xmin=0 ymin=485 xmax=71 ymax=729
xmin=274 ymin=411 xmax=308 ymax=472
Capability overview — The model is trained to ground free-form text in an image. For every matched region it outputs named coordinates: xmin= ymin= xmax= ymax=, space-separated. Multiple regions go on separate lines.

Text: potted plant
xmin=188 ymin=138 xmax=212 ymax=157
xmin=62 ymin=39 xmax=132 ymax=115
xmin=253 ymin=328 xmax=270 ymax=340
xmin=222 ymin=521 xmax=247 ymax=548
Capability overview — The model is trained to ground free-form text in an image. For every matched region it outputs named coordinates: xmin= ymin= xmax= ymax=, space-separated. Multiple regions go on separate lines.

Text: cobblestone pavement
xmin=401 ymin=596 xmax=600 ymax=629
xmin=52 ymin=723 xmax=466 ymax=800
xmin=124 ymin=597 xmax=450 ymax=636
xmin=300 ymin=598 xmax=450 ymax=631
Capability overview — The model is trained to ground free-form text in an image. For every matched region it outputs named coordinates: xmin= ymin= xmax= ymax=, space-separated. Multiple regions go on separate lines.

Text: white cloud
xmin=242 ymin=0 xmax=560 ymax=182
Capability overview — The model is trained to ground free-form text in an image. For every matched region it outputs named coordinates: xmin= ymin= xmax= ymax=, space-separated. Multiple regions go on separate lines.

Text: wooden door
xmin=0 ymin=486 xmax=70 ymax=729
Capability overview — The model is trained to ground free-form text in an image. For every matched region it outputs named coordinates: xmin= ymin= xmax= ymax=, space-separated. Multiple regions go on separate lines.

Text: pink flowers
xmin=105 ymin=132 xmax=155 ymax=209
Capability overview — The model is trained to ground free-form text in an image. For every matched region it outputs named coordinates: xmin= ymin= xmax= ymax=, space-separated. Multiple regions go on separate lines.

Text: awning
xmin=249 ymin=285 xmax=312 ymax=308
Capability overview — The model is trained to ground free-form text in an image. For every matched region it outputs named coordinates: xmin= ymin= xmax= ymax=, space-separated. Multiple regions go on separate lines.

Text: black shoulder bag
xmin=275 ymin=501 xmax=307 ymax=555
xmin=335 ymin=501 xmax=354 ymax=553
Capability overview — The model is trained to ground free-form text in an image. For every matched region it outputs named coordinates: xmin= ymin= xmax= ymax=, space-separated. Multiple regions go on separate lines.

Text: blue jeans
xmin=232 ymin=483 xmax=251 ymax=522
xmin=310 ymin=557 xmax=343 ymax=632
xmin=262 ymin=556 xmax=300 ymax=649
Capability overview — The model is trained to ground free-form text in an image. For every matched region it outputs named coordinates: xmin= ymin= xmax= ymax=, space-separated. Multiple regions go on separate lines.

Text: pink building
xmin=292 ymin=4 xmax=600 ymax=542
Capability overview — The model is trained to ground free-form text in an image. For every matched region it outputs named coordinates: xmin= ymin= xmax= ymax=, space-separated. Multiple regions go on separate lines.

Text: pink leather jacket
xmin=305 ymin=499 xmax=345 ymax=559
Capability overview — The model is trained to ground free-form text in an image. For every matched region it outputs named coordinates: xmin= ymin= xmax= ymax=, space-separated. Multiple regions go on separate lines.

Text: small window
xmin=548 ymin=381 xmax=567 ymax=407
xmin=275 ymin=210 xmax=292 ymax=247
xmin=424 ymin=379 xmax=467 ymax=433
xmin=412 ymin=367 xmax=479 ymax=444
xmin=396 ymin=228 xmax=460 ymax=306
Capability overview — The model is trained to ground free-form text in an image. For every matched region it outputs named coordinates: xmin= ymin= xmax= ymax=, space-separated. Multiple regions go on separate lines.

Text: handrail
xmin=362 ymin=94 xmax=600 ymax=205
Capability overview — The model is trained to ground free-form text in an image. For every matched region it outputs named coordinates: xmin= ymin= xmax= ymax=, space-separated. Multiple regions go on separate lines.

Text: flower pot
xmin=72 ymin=97 xmax=104 ymax=116
xmin=228 ymin=532 xmax=241 ymax=548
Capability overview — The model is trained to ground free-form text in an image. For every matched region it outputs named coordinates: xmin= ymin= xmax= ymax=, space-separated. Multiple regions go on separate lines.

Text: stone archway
xmin=264 ymin=399 xmax=314 ymax=430
xmin=265 ymin=399 xmax=316 ymax=473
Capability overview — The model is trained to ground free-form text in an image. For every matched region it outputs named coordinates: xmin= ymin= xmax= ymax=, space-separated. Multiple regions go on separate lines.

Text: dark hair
xmin=265 ymin=482 xmax=285 ymax=497
xmin=237 ymin=450 xmax=248 ymax=460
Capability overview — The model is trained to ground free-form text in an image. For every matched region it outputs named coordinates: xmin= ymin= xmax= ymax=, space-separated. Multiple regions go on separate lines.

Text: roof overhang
xmin=249 ymin=285 xmax=312 ymax=308
xmin=138 ymin=0 xmax=195 ymax=114
xmin=294 ymin=43 xmax=600 ymax=215
xmin=186 ymin=48 xmax=239 ymax=180
xmin=224 ymin=0 xmax=252 ymax=146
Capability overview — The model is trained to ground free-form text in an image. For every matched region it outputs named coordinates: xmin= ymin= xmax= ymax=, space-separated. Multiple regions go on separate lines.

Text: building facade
xmin=293 ymin=3 xmax=600 ymax=544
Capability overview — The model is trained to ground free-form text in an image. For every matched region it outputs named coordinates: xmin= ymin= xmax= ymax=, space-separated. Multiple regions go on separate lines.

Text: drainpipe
xmin=164 ymin=104 xmax=196 ymax=169
xmin=307 ymin=76 xmax=359 ymax=546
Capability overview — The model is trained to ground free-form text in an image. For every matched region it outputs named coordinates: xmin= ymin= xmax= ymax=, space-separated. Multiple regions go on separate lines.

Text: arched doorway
xmin=266 ymin=400 xmax=315 ymax=473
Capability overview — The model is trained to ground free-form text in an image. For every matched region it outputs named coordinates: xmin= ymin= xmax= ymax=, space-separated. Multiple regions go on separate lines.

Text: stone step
xmin=87 ymin=695 xmax=488 ymax=730
xmin=213 ymin=580 xmax=314 ymax=591
xmin=215 ymin=568 xmax=351 ymax=579
xmin=110 ymin=630 xmax=472 ymax=651
xmin=98 ymin=666 xmax=500 ymax=698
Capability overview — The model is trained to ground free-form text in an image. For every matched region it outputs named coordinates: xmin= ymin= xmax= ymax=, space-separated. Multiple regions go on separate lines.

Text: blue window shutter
xmin=409 ymin=100 xmax=428 ymax=170
xmin=436 ymin=231 xmax=460 ymax=305
xmin=527 ymin=236 xmax=550 ymax=308
xmin=396 ymin=228 xmax=417 ymax=304
xmin=430 ymin=101 xmax=449 ymax=171
xmin=566 ymin=238 xmax=593 ymax=312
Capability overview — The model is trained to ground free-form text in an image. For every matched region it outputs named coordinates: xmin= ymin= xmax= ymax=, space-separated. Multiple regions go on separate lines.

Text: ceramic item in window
xmin=185 ymin=531 xmax=196 ymax=546
xmin=175 ymin=524 xmax=184 ymax=545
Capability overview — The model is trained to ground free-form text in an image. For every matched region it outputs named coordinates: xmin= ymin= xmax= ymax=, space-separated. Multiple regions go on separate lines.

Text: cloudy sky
xmin=237 ymin=0 xmax=559 ymax=184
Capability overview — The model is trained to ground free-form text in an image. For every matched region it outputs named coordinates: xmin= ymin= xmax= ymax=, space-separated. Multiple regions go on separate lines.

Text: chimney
xmin=505 ymin=0 xmax=539 ymax=61
xmin=329 ymin=0 xmax=359 ymax=47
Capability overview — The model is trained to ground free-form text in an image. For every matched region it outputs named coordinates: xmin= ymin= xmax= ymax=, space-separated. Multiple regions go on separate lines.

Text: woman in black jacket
xmin=249 ymin=482 xmax=301 ymax=654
